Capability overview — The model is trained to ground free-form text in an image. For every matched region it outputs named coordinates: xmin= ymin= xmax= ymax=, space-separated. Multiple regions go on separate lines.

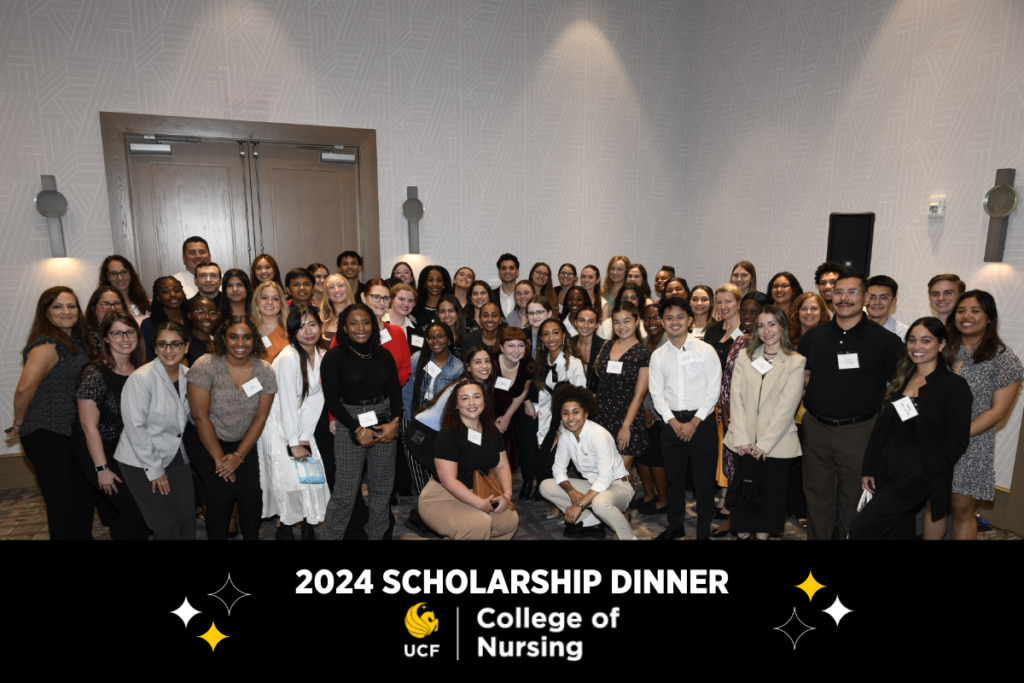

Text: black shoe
xmin=654 ymin=526 xmax=686 ymax=541
xmin=713 ymin=508 xmax=730 ymax=520
xmin=711 ymin=524 xmax=734 ymax=538
xmin=300 ymin=522 xmax=316 ymax=541
xmin=563 ymin=522 xmax=606 ymax=539
xmin=531 ymin=487 xmax=545 ymax=502
xmin=519 ymin=481 xmax=533 ymax=501
xmin=629 ymin=494 xmax=647 ymax=510
xmin=637 ymin=499 xmax=668 ymax=515
xmin=404 ymin=509 xmax=436 ymax=538
xmin=275 ymin=524 xmax=295 ymax=541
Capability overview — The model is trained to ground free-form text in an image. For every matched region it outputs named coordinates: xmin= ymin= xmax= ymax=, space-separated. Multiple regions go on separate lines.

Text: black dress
xmin=702 ymin=320 xmax=737 ymax=369
xmin=592 ymin=341 xmax=651 ymax=458
xmin=573 ymin=335 xmax=609 ymax=394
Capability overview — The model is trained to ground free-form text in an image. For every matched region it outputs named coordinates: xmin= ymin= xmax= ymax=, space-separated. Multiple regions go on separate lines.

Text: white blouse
xmin=536 ymin=351 xmax=587 ymax=445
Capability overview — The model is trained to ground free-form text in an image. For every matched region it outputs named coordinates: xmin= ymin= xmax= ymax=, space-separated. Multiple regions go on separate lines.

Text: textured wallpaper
xmin=0 ymin=0 xmax=1022 ymax=487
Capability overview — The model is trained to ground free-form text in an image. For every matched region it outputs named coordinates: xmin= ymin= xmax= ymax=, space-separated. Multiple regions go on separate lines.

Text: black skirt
xmin=730 ymin=455 xmax=790 ymax=534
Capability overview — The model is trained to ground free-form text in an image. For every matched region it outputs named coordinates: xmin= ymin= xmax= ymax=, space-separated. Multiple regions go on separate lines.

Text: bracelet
xmin=13 ymin=420 xmax=22 ymax=427
xmin=233 ymin=451 xmax=243 ymax=464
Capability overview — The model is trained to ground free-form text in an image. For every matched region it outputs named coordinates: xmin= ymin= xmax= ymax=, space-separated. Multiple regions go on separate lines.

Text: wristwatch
xmin=575 ymin=500 xmax=586 ymax=509
xmin=95 ymin=464 xmax=108 ymax=472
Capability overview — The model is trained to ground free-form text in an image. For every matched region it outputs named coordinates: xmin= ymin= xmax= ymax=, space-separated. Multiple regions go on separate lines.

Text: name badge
xmin=425 ymin=361 xmax=442 ymax=378
xmin=379 ymin=328 xmax=392 ymax=343
xmin=751 ymin=356 xmax=773 ymax=375
xmin=495 ymin=377 xmax=513 ymax=391
xmin=607 ymin=360 xmax=623 ymax=374
xmin=730 ymin=327 xmax=743 ymax=340
xmin=838 ymin=353 xmax=860 ymax=370
xmin=893 ymin=396 xmax=918 ymax=421
xmin=677 ymin=349 xmax=694 ymax=366
xmin=261 ymin=335 xmax=272 ymax=348
xmin=358 ymin=411 xmax=378 ymax=428
xmin=410 ymin=334 xmax=424 ymax=348
xmin=241 ymin=377 xmax=263 ymax=397
xmin=467 ymin=429 xmax=482 ymax=445
xmin=577 ymin=452 xmax=595 ymax=468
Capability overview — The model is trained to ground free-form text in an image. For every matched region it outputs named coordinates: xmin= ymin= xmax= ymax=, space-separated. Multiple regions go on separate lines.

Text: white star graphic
xmin=208 ymin=573 xmax=250 ymax=616
xmin=822 ymin=595 xmax=853 ymax=626
xmin=170 ymin=597 xmax=202 ymax=628
xmin=774 ymin=607 xmax=816 ymax=650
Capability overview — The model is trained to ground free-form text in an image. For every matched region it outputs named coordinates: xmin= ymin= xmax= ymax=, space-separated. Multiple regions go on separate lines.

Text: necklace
xmin=348 ymin=345 xmax=371 ymax=359
xmin=499 ymin=356 xmax=520 ymax=372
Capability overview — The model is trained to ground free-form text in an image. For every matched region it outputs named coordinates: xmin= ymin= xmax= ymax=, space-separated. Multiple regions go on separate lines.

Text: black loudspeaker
xmin=827 ymin=213 xmax=874 ymax=276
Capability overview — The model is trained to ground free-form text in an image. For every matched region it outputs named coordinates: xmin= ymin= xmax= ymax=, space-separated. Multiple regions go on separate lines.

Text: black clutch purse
xmin=726 ymin=455 xmax=764 ymax=513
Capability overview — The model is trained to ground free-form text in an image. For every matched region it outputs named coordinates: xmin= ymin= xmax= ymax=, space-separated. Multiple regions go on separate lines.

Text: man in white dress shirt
xmin=171 ymin=235 xmax=211 ymax=300
xmin=496 ymin=253 xmax=519 ymax=317
xmin=865 ymin=275 xmax=909 ymax=339
xmin=539 ymin=385 xmax=636 ymax=540
xmin=649 ymin=298 xmax=722 ymax=541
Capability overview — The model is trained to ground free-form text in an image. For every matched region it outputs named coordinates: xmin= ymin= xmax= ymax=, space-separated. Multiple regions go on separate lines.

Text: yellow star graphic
xmin=198 ymin=622 xmax=229 ymax=652
xmin=795 ymin=571 xmax=826 ymax=602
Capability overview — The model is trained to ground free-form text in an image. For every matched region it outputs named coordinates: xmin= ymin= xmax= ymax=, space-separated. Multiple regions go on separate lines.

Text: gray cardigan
xmin=113 ymin=360 xmax=191 ymax=481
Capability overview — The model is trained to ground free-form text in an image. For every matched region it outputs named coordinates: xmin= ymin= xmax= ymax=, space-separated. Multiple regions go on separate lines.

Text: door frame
xmin=98 ymin=112 xmax=381 ymax=279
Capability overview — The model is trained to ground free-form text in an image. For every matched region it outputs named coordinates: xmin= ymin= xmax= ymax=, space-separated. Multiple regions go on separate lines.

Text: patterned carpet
xmin=1 ymin=470 xmax=1019 ymax=540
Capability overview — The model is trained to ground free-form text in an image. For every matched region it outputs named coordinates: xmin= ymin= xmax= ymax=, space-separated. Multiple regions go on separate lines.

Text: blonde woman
xmin=251 ymin=280 xmax=290 ymax=362
xmin=599 ymin=255 xmax=631 ymax=311
xmin=384 ymin=282 xmax=418 ymax=345
xmin=319 ymin=273 xmax=355 ymax=343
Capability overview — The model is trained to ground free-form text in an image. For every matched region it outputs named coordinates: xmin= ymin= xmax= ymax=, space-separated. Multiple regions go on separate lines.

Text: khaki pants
xmin=417 ymin=478 xmax=519 ymax=540
xmin=539 ymin=477 xmax=636 ymax=540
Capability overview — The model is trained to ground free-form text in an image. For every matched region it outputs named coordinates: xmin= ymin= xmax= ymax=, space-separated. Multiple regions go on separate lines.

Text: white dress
xmin=258 ymin=345 xmax=330 ymax=524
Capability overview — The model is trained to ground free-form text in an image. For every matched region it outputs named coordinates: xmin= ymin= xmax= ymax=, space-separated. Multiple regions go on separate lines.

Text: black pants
xmin=22 ymin=429 xmax=94 ymax=540
xmin=661 ymin=413 xmax=718 ymax=538
xmin=184 ymin=423 xmax=262 ymax=541
xmin=532 ymin=411 xmax=559 ymax=485
xmin=849 ymin=440 xmax=928 ymax=540
xmin=72 ymin=439 xmax=149 ymax=540
xmin=515 ymin=403 xmax=540 ymax=486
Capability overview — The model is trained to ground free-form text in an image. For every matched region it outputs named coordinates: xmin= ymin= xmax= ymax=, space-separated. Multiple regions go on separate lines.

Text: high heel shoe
xmin=519 ymin=481 xmax=533 ymax=501
xmin=300 ymin=522 xmax=316 ymax=541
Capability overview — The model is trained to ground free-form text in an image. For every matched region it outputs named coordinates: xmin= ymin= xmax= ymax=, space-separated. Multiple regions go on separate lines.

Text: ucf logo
xmin=404 ymin=603 xmax=440 ymax=658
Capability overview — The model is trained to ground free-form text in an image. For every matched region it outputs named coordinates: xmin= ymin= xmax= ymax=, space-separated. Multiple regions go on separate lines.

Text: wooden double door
xmin=101 ymin=113 xmax=380 ymax=288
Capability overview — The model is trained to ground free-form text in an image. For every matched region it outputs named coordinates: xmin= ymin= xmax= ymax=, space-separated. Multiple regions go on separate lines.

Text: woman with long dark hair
xmin=251 ymin=254 xmax=283 ymax=288
xmin=506 ymin=279 xmax=536 ymax=329
xmin=99 ymin=255 xmax=150 ymax=322
xmin=259 ymin=305 xmax=330 ymax=540
xmin=626 ymin=263 xmax=655 ymax=306
xmin=730 ymin=261 xmax=758 ymax=297
xmin=465 ymin=280 xmax=498 ymax=331
xmin=84 ymin=286 xmax=128 ymax=356
xmin=452 ymin=267 xmax=475 ymax=310
xmin=321 ymin=304 xmax=403 ymax=540
xmin=185 ymin=315 xmax=277 ymax=540
xmin=555 ymin=263 xmax=578 ymax=312
xmin=766 ymin=271 xmax=803 ymax=314
xmin=417 ymin=379 xmax=519 ymax=540
xmin=222 ymin=268 xmax=253 ymax=319
xmin=529 ymin=262 xmax=558 ymax=312
xmin=851 ymin=317 xmax=972 ymax=540
xmin=572 ymin=304 xmax=608 ymax=392
xmin=390 ymin=261 xmax=417 ymax=289
xmin=579 ymin=264 xmax=609 ymax=321
xmin=688 ymin=285 xmax=714 ymax=340
xmin=141 ymin=277 xmax=188 ymax=361
xmin=412 ymin=265 xmax=453 ymax=333
xmin=9 ymin=287 xmax=92 ymax=539
xmin=307 ymin=263 xmax=330 ymax=310
xmin=72 ymin=310 xmax=149 ymax=540
xmin=436 ymin=295 xmax=468 ymax=359
xmin=597 ymin=284 xmax=648 ymax=341
xmin=461 ymin=301 xmax=505 ymax=357
xmin=924 ymin=291 xmax=1023 ymax=540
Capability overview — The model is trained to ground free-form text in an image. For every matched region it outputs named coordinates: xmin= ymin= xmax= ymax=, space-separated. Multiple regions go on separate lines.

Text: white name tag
xmin=607 ymin=360 xmax=623 ymax=374
xmin=379 ymin=328 xmax=392 ymax=343
xmin=425 ymin=361 xmax=442 ymax=378
xmin=261 ymin=335 xmax=272 ymax=348
xmin=838 ymin=353 xmax=860 ymax=369
xmin=467 ymin=429 xmax=482 ymax=445
xmin=241 ymin=377 xmax=263 ymax=397
xmin=677 ymin=349 xmax=695 ymax=366
xmin=577 ymin=453 xmax=595 ymax=468
xmin=730 ymin=327 xmax=743 ymax=340
xmin=357 ymin=411 xmax=378 ymax=428
xmin=495 ymin=377 xmax=513 ymax=390
xmin=751 ymin=356 xmax=773 ymax=375
xmin=893 ymin=396 xmax=918 ymax=421
xmin=410 ymin=334 xmax=424 ymax=348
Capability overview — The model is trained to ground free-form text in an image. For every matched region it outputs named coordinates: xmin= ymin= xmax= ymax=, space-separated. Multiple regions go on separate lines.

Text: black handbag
xmin=726 ymin=455 xmax=764 ymax=513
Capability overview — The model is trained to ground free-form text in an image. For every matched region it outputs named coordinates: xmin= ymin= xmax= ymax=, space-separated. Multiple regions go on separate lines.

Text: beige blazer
xmin=723 ymin=347 xmax=805 ymax=459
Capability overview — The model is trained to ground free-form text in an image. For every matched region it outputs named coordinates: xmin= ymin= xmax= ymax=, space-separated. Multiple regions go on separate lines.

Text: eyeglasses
xmin=833 ymin=288 xmax=861 ymax=297
xmin=867 ymin=294 xmax=892 ymax=302
xmin=154 ymin=341 xmax=184 ymax=350
xmin=427 ymin=335 xmax=448 ymax=342
xmin=559 ymin=270 xmax=575 ymax=277
xmin=771 ymin=283 xmax=792 ymax=290
xmin=107 ymin=270 xmax=129 ymax=279
xmin=96 ymin=301 xmax=123 ymax=310
xmin=108 ymin=329 xmax=138 ymax=340
xmin=368 ymin=294 xmax=392 ymax=305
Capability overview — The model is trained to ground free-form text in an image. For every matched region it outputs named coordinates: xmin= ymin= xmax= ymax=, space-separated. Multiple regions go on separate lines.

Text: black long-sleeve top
xmin=322 ymin=341 xmax=403 ymax=431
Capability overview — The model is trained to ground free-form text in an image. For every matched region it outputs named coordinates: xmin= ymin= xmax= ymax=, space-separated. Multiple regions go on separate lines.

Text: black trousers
xmin=72 ymin=439 xmax=150 ymax=540
xmin=661 ymin=413 xmax=718 ymax=538
xmin=184 ymin=423 xmax=262 ymax=541
xmin=532 ymin=411 xmax=559 ymax=485
xmin=515 ymin=403 xmax=540 ymax=486
xmin=849 ymin=440 xmax=928 ymax=540
xmin=22 ymin=429 xmax=94 ymax=540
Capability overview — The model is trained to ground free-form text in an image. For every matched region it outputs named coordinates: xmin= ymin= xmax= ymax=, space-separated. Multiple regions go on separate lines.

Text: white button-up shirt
xmin=649 ymin=334 xmax=722 ymax=423
xmin=499 ymin=287 xmax=516 ymax=317
xmin=882 ymin=315 xmax=909 ymax=340
xmin=536 ymin=351 xmax=587 ymax=445
xmin=553 ymin=420 xmax=629 ymax=492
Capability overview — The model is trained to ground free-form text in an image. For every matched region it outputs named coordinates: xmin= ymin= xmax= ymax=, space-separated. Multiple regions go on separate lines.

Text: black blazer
xmin=862 ymin=362 xmax=972 ymax=519
xmin=573 ymin=335 xmax=609 ymax=394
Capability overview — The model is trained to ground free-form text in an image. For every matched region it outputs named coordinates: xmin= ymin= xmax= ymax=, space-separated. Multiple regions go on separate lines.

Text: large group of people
xmin=9 ymin=239 xmax=1022 ymax=541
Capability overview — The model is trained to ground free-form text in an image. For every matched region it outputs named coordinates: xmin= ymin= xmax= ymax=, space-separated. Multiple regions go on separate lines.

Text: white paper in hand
xmin=241 ymin=377 xmax=263 ymax=397
xmin=357 ymin=411 xmax=378 ymax=428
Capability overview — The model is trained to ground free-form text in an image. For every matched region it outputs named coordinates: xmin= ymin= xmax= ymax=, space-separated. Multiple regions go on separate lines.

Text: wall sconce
xmin=35 ymin=175 xmax=68 ymax=258
xmin=403 ymin=186 xmax=424 ymax=254
xmin=983 ymin=169 xmax=1018 ymax=263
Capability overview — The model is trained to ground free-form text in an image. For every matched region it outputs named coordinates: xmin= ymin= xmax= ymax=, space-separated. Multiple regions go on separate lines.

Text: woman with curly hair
xmin=417 ymin=378 xmax=519 ymax=540
xmin=185 ymin=315 xmax=277 ymax=540
xmin=98 ymin=255 xmax=150 ymax=322
xmin=83 ymin=286 xmax=128 ymax=356
xmin=141 ymin=276 xmax=188 ymax=361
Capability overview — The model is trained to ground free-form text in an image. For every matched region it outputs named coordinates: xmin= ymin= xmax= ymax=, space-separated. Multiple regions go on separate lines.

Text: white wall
xmin=1 ymin=0 xmax=1022 ymax=487
xmin=683 ymin=0 xmax=1024 ymax=487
